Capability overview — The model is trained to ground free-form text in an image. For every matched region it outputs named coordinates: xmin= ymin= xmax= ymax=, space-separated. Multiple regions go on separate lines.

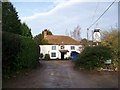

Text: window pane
xmin=51 ymin=52 xmax=56 ymax=57
xmin=71 ymin=46 xmax=75 ymax=50
xmin=52 ymin=46 xmax=56 ymax=50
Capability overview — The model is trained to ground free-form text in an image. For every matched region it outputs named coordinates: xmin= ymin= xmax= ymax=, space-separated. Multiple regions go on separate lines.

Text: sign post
xmin=104 ymin=59 xmax=112 ymax=70
xmin=93 ymin=28 xmax=101 ymax=45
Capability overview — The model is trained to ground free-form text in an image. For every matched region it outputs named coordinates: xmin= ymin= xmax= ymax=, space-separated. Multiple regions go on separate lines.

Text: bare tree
xmin=70 ymin=25 xmax=81 ymax=40
xmin=65 ymin=29 xmax=69 ymax=36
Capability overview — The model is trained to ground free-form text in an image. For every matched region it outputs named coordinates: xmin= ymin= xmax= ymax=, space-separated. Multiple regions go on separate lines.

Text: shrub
xmin=44 ymin=54 xmax=50 ymax=60
xmin=75 ymin=46 xmax=112 ymax=69
xmin=39 ymin=53 xmax=43 ymax=59
xmin=101 ymin=29 xmax=119 ymax=69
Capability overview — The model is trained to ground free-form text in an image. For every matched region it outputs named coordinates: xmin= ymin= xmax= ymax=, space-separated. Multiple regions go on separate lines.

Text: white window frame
xmin=52 ymin=46 xmax=56 ymax=50
xmin=51 ymin=52 xmax=56 ymax=57
xmin=71 ymin=46 xmax=75 ymax=50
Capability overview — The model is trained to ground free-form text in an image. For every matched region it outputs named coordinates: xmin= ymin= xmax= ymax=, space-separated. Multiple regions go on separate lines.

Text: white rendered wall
xmin=39 ymin=45 xmax=83 ymax=59
xmin=40 ymin=45 xmax=59 ymax=59
xmin=60 ymin=45 xmax=83 ymax=59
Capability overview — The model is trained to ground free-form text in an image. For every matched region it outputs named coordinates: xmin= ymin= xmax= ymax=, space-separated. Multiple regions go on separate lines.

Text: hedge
xmin=2 ymin=32 xmax=21 ymax=74
xmin=75 ymin=46 xmax=112 ymax=69
xmin=15 ymin=36 xmax=39 ymax=70
xmin=2 ymin=32 xmax=39 ymax=76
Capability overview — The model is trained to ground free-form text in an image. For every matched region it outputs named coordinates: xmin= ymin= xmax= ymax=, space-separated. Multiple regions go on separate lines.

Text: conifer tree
xmin=21 ymin=22 xmax=32 ymax=38
xmin=2 ymin=2 xmax=22 ymax=35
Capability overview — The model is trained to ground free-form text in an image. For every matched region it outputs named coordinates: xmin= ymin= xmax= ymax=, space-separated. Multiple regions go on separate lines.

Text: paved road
xmin=3 ymin=60 xmax=118 ymax=88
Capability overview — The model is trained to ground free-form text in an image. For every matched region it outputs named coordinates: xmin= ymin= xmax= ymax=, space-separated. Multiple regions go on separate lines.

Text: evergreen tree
xmin=2 ymin=2 xmax=22 ymax=35
xmin=34 ymin=33 xmax=42 ymax=45
xmin=34 ymin=29 xmax=53 ymax=45
xmin=21 ymin=22 xmax=32 ymax=38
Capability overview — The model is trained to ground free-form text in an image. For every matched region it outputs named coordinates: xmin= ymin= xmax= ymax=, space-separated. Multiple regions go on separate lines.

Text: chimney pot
xmin=44 ymin=30 xmax=47 ymax=38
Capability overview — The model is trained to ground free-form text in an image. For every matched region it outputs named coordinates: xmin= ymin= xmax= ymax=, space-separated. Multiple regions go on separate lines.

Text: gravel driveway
xmin=3 ymin=60 xmax=118 ymax=88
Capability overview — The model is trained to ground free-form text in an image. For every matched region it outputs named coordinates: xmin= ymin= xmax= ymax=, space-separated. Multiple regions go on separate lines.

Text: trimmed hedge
xmin=3 ymin=32 xmax=21 ymax=74
xmin=2 ymin=32 xmax=39 ymax=76
xmin=15 ymin=36 xmax=39 ymax=70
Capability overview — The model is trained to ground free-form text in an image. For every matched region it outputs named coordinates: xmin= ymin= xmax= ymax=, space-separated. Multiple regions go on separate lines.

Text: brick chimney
xmin=44 ymin=30 xmax=47 ymax=38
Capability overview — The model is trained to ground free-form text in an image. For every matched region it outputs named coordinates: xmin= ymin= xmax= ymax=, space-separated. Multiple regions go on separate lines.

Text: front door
xmin=61 ymin=52 xmax=64 ymax=60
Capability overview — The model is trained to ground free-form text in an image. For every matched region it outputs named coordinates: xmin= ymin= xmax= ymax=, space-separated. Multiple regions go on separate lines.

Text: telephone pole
xmin=87 ymin=28 xmax=89 ymax=46
xmin=87 ymin=28 xmax=89 ymax=40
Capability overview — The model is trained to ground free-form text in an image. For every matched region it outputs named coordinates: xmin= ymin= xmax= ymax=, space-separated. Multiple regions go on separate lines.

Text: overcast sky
xmin=11 ymin=0 xmax=118 ymax=39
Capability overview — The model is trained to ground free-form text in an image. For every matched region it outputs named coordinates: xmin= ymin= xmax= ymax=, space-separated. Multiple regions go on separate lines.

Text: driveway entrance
xmin=3 ymin=60 xmax=118 ymax=88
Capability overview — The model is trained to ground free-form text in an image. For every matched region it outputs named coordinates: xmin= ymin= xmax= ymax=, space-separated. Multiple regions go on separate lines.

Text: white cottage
xmin=39 ymin=30 xmax=83 ymax=59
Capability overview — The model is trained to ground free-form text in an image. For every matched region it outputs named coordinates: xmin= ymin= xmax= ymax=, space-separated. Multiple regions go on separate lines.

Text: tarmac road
xmin=3 ymin=60 xmax=118 ymax=88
